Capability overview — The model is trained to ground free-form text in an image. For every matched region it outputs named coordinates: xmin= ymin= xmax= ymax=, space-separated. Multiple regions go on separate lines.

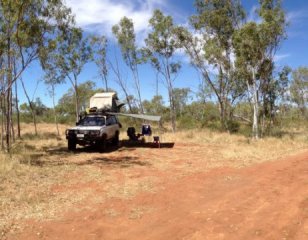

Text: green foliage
xmin=142 ymin=95 xmax=170 ymax=124
xmin=226 ymin=120 xmax=240 ymax=133
xmin=90 ymin=35 xmax=109 ymax=91
xmin=143 ymin=95 xmax=167 ymax=114
xmin=10 ymin=1 xmax=306 ymax=141
xmin=145 ymin=10 xmax=180 ymax=59
xmin=43 ymin=26 xmax=92 ymax=122
xmin=19 ymin=97 xmax=52 ymax=123
xmin=174 ymin=0 xmax=246 ymax=131
xmin=112 ymin=17 xmax=144 ymax=112
xmin=0 ymin=0 xmax=75 ymax=71
xmin=56 ymin=81 xmax=104 ymax=123
xmin=177 ymin=101 xmax=221 ymax=129
xmin=0 ymin=0 xmax=76 ymax=150
xmin=144 ymin=9 xmax=181 ymax=132
xmin=112 ymin=17 xmax=140 ymax=66
xmin=172 ymin=88 xmax=191 ymax=117
xmin=232 ymin=0 xmax=287 ymax=138
xmin=233 ymin=22 xmax=263 ymax=76
xmin=191 ymin=0 xmax=245 ymax=66
xmin=290 ymin=67 xmax=308 ymax=118
xmin=20 ymin=97 xmax=47 ymax=115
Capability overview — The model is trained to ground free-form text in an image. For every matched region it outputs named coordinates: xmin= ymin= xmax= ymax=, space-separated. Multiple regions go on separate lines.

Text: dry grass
xmin=161 ymin=128 xmax=308 ymax=167
xmin=0 ymin=123 xmax=307 ymax=237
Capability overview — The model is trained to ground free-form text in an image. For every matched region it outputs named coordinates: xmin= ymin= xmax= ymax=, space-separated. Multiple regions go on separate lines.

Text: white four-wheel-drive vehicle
xmin=65 ymin=92 xmax=122 ymax=151
xmin=65 ymin=114 xmax=121 ymax=151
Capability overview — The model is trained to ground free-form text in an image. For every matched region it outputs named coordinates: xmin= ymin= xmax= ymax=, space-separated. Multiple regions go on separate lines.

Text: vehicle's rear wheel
xmin=68 ymin=139 xmax=76 ymax=151
xmin=112 ymin=131 xmax=119 ymax=146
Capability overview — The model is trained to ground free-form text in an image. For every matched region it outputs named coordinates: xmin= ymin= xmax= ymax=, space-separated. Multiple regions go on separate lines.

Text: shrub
xmin=227 ymin=120 xmax=240 ymax=133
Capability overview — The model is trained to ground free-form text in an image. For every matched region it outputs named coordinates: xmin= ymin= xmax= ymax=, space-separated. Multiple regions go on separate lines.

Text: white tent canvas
xmin=90 ymin=92 xmax=119 ymax=111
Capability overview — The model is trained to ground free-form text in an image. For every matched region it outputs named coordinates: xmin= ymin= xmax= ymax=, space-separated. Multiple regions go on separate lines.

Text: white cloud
xmin=65 ymin=0 xmax=167 ymax=40
xmin=286 ymin=10 xmax=308 ymax=23
xmin=274 ymin=53 xmax=290 ymax=62
xmin=285 ymin=10 xmax=308 ymax=39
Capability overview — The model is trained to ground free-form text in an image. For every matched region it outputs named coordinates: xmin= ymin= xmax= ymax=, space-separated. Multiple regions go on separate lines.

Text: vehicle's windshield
xmin=78 ymin=116 xmax=105 ymax=126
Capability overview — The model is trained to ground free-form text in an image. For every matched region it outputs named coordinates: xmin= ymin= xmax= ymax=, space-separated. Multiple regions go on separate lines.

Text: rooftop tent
xmin=90 ymin=92 xmax=124 ymax=112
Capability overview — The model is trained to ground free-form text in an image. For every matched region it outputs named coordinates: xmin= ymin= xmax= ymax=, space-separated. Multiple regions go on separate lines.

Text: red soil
xmin=8 ymin=151 xmax=308 ymax=240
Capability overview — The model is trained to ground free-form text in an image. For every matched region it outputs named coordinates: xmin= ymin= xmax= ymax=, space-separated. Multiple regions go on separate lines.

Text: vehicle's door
xmin=109 ymin=116 xmax=118 ymax=137
xmin=105 ymin=116 xmax=114 ymax=139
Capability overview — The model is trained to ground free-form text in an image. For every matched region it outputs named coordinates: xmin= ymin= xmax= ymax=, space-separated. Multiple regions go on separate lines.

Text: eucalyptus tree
xmin=108 ymin=53 xmax=134 ymax=113
xmin=45 ymin=28 xmax=92 ymax=122
xmin=174 ymin=0 xmax=246 ymax=130
xmin=0 ymin=0 xmax=75 ymax=151
xmin=143 ymin=95 xmax=166 ymax=116
xmin=43 ymin=55 xmax=66 ymax=136
xmin=290 ymin=67 xmax=308 ymax=119
xmin=112 ymin=17 xmax=144 ymax=113
xmin=233 ymin=0 xmax=286 ymax=139
xmin=90 ymin=35 xmax=109 ymax=91
xmin=172 ymin=88 xmax=191 ymax=117
xmin=20 ymin=77 xmax=41 ymax=135
xmin=56 ymin=81 xmax=101 ymax=120
xmin=144 ymin=10 xmax=181 ymax=132
xmin=259 ymin=66 xmax=290 ymax=135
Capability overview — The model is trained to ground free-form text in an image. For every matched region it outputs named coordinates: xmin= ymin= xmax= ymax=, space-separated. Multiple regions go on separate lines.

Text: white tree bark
xmin=251 ymin=69 xmax=259 ymax=139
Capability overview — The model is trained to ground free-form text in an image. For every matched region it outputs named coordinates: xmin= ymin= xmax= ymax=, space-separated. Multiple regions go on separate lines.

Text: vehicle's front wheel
xmin=97 ymin=135 xmax=107 ymax=152
xmin=68 ymin=139 xmax=76 ymax=151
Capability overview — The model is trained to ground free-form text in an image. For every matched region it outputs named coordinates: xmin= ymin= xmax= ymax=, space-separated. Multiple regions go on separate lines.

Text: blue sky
xmin=21 ymin=0 xmax=308 ymax=107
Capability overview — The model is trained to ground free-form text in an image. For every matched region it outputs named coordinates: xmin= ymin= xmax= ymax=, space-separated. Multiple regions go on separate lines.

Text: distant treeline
xmin=18 ymin=77 xmax=307 ymax=138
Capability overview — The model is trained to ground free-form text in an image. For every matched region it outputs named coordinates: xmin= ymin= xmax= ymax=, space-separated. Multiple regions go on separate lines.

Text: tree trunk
xmin=218 ymin=100 xmax=229 ymax=131
xmin=31 ymin=110 xmax=38 ymax=136
xmin=166 ymin=63 xmax=176 ymax=133
xmin=10 ymin=88 xmax=15 ymax=142
xmin=15 ymin=81 xmax=21 ymax=139
xmin=103 ymin=75 xmax=108 ymax=92
xmin=74 ymin=83 xmax=79 ymax=123
xmin=169 ymin=90 xmax=176 ymax=133
xmin=109 ymin=57 xmax=134 ymax=113
xmin=6 ymin=37 xmax=12 ymax=152
xmin=300 ymin=106 xmax=307 ymax=120
xmin=251 ymin=70 xmax=259 ymax=139
xmin=20 ymin=78 xmax=38 ymax=135
xmin=130 ymin=60 xmax=144 ymax=114
xmin=260 ymin=111 xmax=266 ymax=138
xmin=13 ymin=59 xmax=21 ymax=139
xmin=6 ymin=89 xmax=11 ymax=151
xmin=1 ymin=95 xmax=4 ymax=150
xmin=52 ymin=85 xmax=60 ymax=136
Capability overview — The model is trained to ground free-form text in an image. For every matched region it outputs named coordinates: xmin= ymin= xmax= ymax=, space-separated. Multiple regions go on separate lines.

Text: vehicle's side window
xmin=106 ymin=116 xmax=112 ymax=126
xmin=106 ymin=116 xmax=118 ymax=126
xmin=111 ymin=116 xmax=117 ymax=125
xmin=114 ymin=116 xmax=118 ymax=124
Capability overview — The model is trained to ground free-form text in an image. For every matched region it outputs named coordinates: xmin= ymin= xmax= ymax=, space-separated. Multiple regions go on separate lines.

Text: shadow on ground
xmin=22 ymin=140 xmax=166 ymax=168
xmin=77 ymin=156 xmax=151 ymax=168
xmin=120 ymin=140 xmax=175 ymax=149
xmin=22 ymin=152 xmax=151 ymax=168
xmin=44 ymin=140 xmax=175 ymax=156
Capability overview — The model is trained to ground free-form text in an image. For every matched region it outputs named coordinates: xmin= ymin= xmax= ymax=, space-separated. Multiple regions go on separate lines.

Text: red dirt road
xmin=10 ymin=151 xmax=308 ymax=240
